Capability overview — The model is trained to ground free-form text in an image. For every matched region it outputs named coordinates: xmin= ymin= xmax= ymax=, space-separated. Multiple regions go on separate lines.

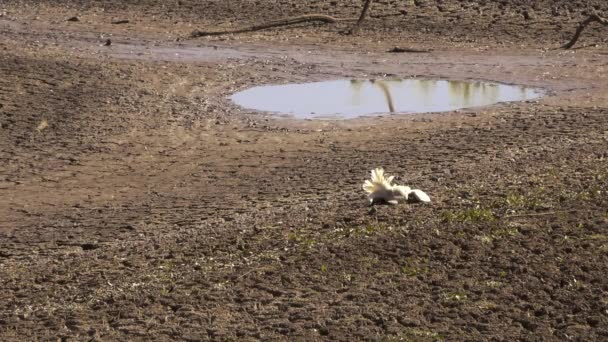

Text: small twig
xmin=111 ymin=19 xmax=130 ymax=25
xmin=502 ymin=210 xmax=578 ymax=219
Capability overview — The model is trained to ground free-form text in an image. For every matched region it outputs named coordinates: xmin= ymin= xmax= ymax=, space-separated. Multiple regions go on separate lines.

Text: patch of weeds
xmin=575 ymin=191 xmax=592 ymax=201
xmin=546 ymin=167 xmax=559 ymax=179
xmin=491 ymin=227 xmax=520 ymax=240
xmin=336 ymin=223 xmax=392 ymax=238
xmin=556 ymin=211 xmax=569 ymax=221
xmin=586 ymin=234 xmax=608 ymax=241
xmin=364 ymin=223 xmax=386 ymax=235
xmin=559 ymin=186 xmax=603 ymax=204
xmin=486 ymin=280 xmax=503 ymax=288
xmin=401 ymin=265 xmax=427 ymax=277
xmin=153 ymin=261 xmax=178 ymax=285
xmin=512 ymin=186 xmax=551 ymax=209
xmin=440 ymin=211 xmax=458 ymax=223
xmin=359 ymin=255 xmax=380 ymax=269
xmin=287 ymin=232 xmax=316 ymax=249
xmin=475 ymin=235 xmax=493 ymax=244
xmin=213 ymin=280 xmax=230 ymax=290
xmin=160 ymin=286 xmax=171 ymax=296
xmin=258 ymin=251 xmax=281 ymax=262
xmin=441 ymin=207 xmax=495 ymax=223
xmin=331 ymin=223 xmax=390 ymax=240
xmin=505 ymin=193 xmax=526 ymax=207
xmin=580 ymin=185 xmax=602 ymax=201
xmin=341 ymin=272 xmax=352 ymax=283
xmin=499 ymin=270 xmax=508 ymax=278
xmin=476 ymin=300 xmax=498 ymax=310
xmin=442 ymin=291 xmax=468 ymax=302
xmin=320 ymin=264 xmax=328 ymax=273
xmin=400 ymin=258 xmax=429 ymax=277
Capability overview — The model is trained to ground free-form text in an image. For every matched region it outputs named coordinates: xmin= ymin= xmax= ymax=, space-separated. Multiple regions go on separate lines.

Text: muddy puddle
xmin=231 ymin=79 xmax=543 ymax=119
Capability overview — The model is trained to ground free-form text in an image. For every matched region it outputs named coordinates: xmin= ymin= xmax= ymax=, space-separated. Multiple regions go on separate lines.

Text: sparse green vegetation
xmin=341 ymin=272 xmax=353 ymax=283
xmin=505 ymin=193 xmax=525 ymax=207
xmin=442 ymin=291 xmax=468 ymax=302
xmin=364 ymin=223 xmax=386 ymax=235
xmin=381 ymin=328 xmax=446 ymax=342
xmin=441 ymin=207 xmax=495 ymax=223
xmin=500 ymin=189 xmax=546 ymax=210
xmin=287 ymin=231 xmax=317 ymax=249
xmin=400 ymin=257 xmax=429 ymax=277
xmin=476 ymin=300 xmax=498 ymax=310
xmin=359 ymin=255 xmax=380 ymax=268
xmin=486 ymin=280 xmax=503 ymax=288
xmin=3 ymin=2 xmax=608 ymax=341
xmin=491 ymin=227 xmax=520 ymax=240
xmin=287 ymin=222 xmax=396 ymax=250
xmin=476 ymin=235 xmax=493 ymax=244
xmin=401 ymin=265 xmax=427 ymax=277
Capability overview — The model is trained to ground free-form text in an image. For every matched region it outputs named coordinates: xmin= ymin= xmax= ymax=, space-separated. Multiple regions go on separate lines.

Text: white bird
xmin=362 ymin=168 xmax=431 ymax=205
xmin=362 ymin=168 xmax=409 ymax=205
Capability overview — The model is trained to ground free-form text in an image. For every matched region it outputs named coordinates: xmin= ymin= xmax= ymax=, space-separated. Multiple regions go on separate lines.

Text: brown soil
xmin=1 ymin=1 xmax=608 ymax=340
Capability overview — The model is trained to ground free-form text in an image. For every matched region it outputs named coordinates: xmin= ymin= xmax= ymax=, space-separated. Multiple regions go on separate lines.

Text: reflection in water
xmin=372 ymin=80 xmax=396 ymax=112
xmin=231 ymin=79 xmax=543 ymax=120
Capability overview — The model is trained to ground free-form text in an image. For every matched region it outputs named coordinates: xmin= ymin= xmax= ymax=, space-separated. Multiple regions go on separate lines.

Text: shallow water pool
xmin=230 ymin=79 xmax=543 ymax=119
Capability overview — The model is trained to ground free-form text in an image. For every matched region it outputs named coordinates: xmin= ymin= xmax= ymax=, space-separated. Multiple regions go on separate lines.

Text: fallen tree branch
xmin=561 ymin=12 xmax=608 ymax=49
xmin=388 ymin=46 xmax=432 ymax=53
xmin=348 ymin=0 xmax=375 ymax=35
xmin=190 ymin=14 xmax=354 ymax=38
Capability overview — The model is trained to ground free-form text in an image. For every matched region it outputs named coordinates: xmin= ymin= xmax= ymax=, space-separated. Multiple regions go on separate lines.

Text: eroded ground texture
xmin=1 ymin=0 xmax=608 ymax=340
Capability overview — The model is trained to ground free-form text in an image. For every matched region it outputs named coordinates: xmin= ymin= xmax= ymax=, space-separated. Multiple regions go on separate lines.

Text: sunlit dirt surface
xmin=1 ymin=1 xmax=608 ymax=340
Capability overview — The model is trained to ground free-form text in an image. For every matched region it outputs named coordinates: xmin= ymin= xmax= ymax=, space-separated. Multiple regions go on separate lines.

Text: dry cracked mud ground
xmin=1 ymin=1 xmax=608 ymax=340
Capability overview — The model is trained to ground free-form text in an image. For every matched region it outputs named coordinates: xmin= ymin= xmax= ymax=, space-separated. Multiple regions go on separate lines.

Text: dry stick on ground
xmin=388 ymin=46 xmax=433 ymax=53
xmin=502 ymin=210 xmax=579 ymax=219
xmin=561 ymin=12 xmax=608 ymax=49
xmin=348 ymin=0 xmax=375 ymax=34
xmin=190 ymin=14 xmax=355 ymax=38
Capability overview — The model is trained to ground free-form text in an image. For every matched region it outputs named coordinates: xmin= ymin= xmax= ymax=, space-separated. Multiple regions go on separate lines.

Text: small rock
xmin=587 ymin=316 xmax=601 ymax=327
xmin=104 ymin=39 xmax=112 ymax=46
xmin=36 ymin=119 xmax=48 ymax=132
xmin=66 ymin=16 xmax=79 ymax=22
